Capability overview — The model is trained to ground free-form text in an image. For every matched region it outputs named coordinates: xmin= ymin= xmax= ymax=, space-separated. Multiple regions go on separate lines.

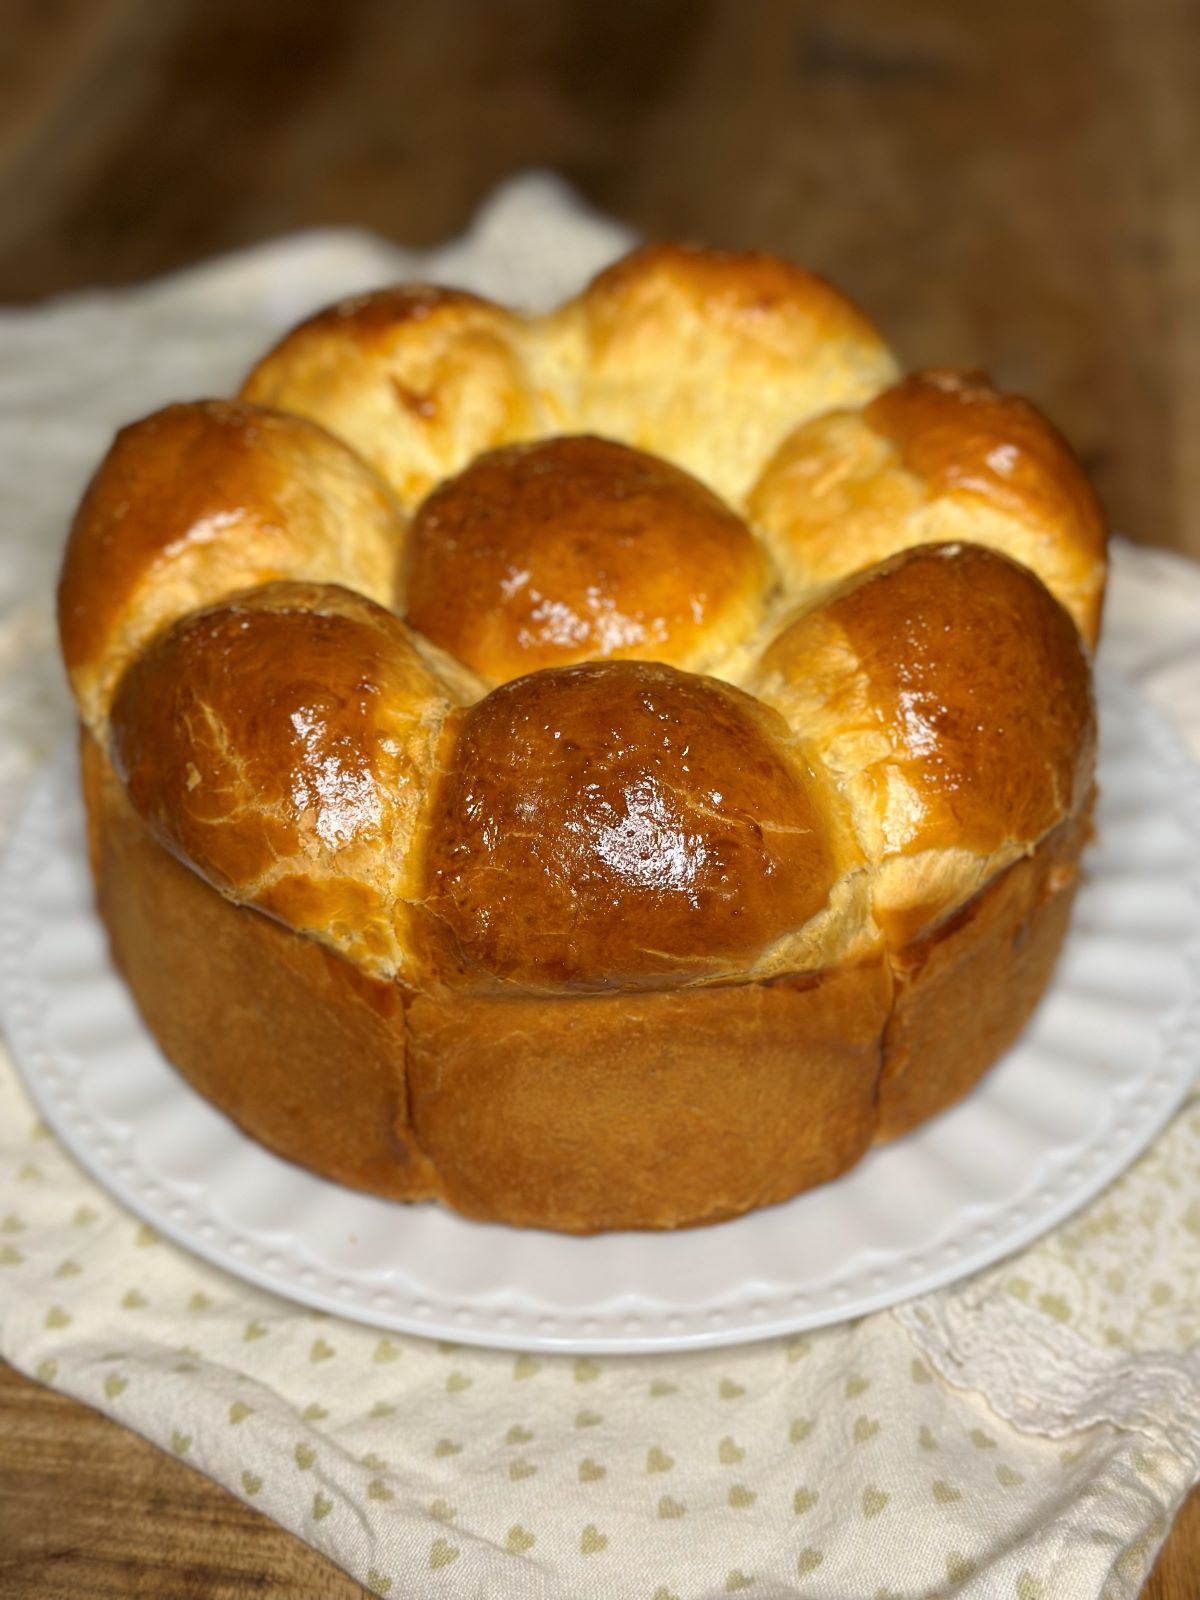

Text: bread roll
xmin=59 ymin=245 xmax=1105 ymax=1232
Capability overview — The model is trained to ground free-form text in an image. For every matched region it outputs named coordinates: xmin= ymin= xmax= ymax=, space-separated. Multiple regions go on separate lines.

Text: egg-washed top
xmin=58 ymin=244 xmax=1103 ymax=994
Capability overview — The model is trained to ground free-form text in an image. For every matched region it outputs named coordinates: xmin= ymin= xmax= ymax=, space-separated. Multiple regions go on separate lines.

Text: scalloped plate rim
xmin=1 ymin=666 xmax=1198 ymax=1353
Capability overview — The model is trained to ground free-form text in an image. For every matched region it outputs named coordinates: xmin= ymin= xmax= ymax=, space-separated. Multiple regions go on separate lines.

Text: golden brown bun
xmin=58 ymin=400 xmax=405 ymax=735
xmin=748 ymin=369 xmax=1106 ymax=645
xmin=60 ymin=243 xmax=1107 ymax=1232
xmin=406 ymin=435 xmax=768 ymax=684
xmin=108 ymin=582 xmax=455 ymax=982
xmin=425 ymin=659 xmax=858 ymax=992
xmin=241 ymin=286 xmax=539 ymax=509
xmin=539 ymin=244 xmax=901 ymax=502
xmin=750 ymin=542 xmax=1097 ymax=947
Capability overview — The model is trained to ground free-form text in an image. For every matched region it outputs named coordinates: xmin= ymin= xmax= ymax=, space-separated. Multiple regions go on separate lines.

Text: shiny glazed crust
xmin=59 ymin=244 xmax=1106 ymax=1232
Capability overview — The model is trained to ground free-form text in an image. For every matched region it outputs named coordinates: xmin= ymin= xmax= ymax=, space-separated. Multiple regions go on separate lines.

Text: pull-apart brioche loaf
xmin=59 ymin=244 xmax=1103 ymax=1231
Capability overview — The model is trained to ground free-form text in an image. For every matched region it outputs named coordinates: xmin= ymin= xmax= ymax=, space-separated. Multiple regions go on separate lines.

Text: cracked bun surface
xmin=60 ymin=243 xmax=1105 ymax=1232
xmin=424 ymin=660 xmax=850 ymax=993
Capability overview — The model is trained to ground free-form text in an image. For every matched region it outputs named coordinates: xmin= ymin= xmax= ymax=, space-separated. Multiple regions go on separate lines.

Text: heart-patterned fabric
xmin=1 ymin=174 xmax=1198 ymax=1598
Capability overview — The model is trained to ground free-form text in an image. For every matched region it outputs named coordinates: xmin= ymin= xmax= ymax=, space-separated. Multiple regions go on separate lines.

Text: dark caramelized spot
xmin=822 ymin=543 xmax=1096 ymax=855
xmin=426 ymin=660 xmax=836 ymax=990
xmin=405 ymin=436 xmax=765 ymax=684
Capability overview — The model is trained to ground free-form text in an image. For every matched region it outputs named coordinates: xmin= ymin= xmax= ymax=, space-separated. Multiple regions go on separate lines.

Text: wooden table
xmin=0 ymin=1 xmax=1196 ymax=1593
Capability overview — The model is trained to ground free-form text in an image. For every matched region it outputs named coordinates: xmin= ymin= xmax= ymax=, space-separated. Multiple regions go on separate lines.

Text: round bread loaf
xmin=58 ymin=244 xmax=1104 ymax=1232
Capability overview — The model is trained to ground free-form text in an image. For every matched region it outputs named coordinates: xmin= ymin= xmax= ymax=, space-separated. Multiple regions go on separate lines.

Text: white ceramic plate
xmin=2 ymin=669 xmax=1198 ymax=1354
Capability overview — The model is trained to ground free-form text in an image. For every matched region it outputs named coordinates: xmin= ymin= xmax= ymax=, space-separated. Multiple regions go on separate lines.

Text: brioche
xmin=58 ymin=244 xmax=1104 ymax=1232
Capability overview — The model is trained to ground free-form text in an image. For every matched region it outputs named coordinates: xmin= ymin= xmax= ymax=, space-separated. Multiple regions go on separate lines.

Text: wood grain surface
xmin=0 ymin=1360 xmax=367 ymax=1600
xmin=0 ymin=1 xmax=1197 ymax=1595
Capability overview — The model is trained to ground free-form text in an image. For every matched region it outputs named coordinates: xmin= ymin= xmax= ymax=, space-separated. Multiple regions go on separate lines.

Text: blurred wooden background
xmin=1 ymin=1 xmax=1198 ymax=1595
xmin=2 ymin=0 xmax=1199 ymax=556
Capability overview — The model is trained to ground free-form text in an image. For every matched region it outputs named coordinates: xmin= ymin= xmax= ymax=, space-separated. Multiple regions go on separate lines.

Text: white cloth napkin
xmin=1 ymin=172 xmax=1198 ymax=1600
